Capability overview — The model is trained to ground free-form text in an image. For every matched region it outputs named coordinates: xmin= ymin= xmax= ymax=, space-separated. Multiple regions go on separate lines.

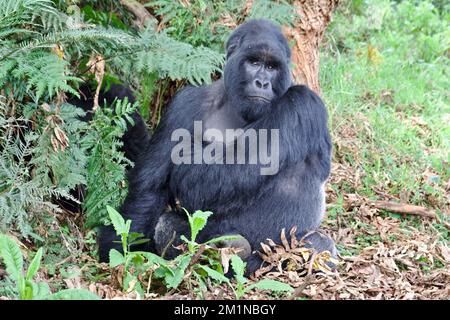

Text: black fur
xmin=98 ymin=20 xmax=335 ymax=274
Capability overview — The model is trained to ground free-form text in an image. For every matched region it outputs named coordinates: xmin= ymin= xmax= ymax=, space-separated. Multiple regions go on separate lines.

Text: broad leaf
xmin=106 ymin=205 xmax=126 ymax=235
xmin=0 ymin=234 xmax=24 ymax=281
xmin=197 ymin=265 xmax=230 ymax=284
xmin=109 ymin=249 xmax=125 ymax=268
xmin=32 ymin=282 xmax=52 ymax=300
xmin=48 ymin=289 xmax=100 ymax=300
xmin=247 ymin=279 xmax=294 ymax=293
xmin=26 ymin=247 xmax=43 ymax=281
xmin=22 ymin=280 xmax=34 ymax=300
xmin=165 ymin=255 xmax=191 ymax=289
xmin=205 ymin=235 xmax=241 ymax=245
xmin=230 ymin=255 xmax=246 ymax=282
xmin=136 ymin=251 xmax=168 ymax=266
xmin=187 ymin=210 xmax=213 ymax=242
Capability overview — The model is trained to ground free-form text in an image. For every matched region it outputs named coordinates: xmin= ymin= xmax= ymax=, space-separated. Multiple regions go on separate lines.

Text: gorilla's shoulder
xmin=285 ymin=85 xmax=325 ymax=107
xmin=170 ymin=80 xmax=225 ymax=112
xmin=100 ymin=83 xmax=135 ymax=103
xmin=286 ymin=85 xmax=318 ymax=98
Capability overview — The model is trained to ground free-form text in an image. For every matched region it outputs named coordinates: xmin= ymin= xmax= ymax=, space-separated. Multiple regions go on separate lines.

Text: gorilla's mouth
xmin=248 ymin=96 xmax=271 ymax=103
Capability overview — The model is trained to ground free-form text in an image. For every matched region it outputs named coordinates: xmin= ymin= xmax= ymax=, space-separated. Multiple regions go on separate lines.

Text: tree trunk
xmin=284 ymin=0 xmax=338 ymax=95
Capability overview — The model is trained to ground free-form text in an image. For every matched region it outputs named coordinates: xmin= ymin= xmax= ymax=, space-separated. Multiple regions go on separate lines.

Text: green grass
xmin=321 ymin=0 xmax=449 ymax=221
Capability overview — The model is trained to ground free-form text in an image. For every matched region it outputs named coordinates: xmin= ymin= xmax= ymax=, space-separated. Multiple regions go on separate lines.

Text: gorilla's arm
xmin=98 ymin=87 xmax=200 ymax=259
xmin=258 ymin=85 xmax=331 ymax=181
xmin=98 ymin=120 xmax=173 ymax=259
xmin=119 ymin=123 xmax=172 ymax=240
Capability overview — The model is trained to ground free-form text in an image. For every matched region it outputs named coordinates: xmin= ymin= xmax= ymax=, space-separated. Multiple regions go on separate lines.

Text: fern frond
xmin=247 ymin=0 xmax=300 ymax=26
xmin=128 ymin=27 xmax=224 ymax=85
xmin=0 ymin=0 xmax=58 ymax=34
xmin=81 ymin=99 xmax=136 ymax=228
xmin=12 ymin=51 xmax=81 ymax=100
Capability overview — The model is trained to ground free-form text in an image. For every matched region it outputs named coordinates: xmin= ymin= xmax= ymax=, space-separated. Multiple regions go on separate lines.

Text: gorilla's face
xmin=223 ymin=20 xmax=292 ymax=122
xmin=242 ymin=49 xmax=280 ymax=103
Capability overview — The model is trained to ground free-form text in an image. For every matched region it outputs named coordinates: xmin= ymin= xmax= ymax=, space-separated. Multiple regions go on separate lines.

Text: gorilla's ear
xmin=225 ymin=35 xmax=241 ymax=59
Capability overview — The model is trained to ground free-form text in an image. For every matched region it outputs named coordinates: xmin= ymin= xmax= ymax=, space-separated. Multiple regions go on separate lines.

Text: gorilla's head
xmin=223 ymin=19 xmax=292 ymax=122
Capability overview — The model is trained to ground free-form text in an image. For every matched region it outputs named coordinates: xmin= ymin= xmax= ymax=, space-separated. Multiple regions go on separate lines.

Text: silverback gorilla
xmin=99 ymin=19 xmax=336 ymax=274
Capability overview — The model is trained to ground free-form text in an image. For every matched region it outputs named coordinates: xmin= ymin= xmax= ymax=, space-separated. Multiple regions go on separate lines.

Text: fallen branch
xmin=289 ymin=274 xmax=314 ymax=299
xmin=120 ymin=0 xmax=157 ymax=29
xmin=370 ymin=200 xmax=435 ymax=219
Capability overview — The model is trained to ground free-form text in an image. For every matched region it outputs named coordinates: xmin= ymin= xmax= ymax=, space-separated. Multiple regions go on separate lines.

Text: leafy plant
xmin=0 ymin=0 xmax=227 ymax=236
xmin=106 ymin=205 xmax=162 ymax=296
xmin=106 ymin=206 xmax=224 ymax=295
xmin=106 ymin=206 xmax=293 ymax=299
xmin=0 ymin=100 xmax=87 ymax=237
xmin=147 ymin=0 xmax=298 ymax=51
xmin=0 ymin=233 xmax=99 ymax=300
xmin=181 ymin=208 xmax=212 ymax=253
xmin=229 ymin=255 xmax=294 ymax=299
xmin=82 ymin=99 xmax=137 ymax=228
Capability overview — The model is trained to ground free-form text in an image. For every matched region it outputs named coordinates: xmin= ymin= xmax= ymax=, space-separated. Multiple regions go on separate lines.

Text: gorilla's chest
xmin=201 ymin=104 xmax=246 ymax=144
xmin=168 ymin=107 xmax=249 ymax=209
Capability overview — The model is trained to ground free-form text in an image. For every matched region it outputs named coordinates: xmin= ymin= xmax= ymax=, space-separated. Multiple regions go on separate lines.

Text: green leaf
xmin=123 ymin=271 xmax=134 ymax=291
xmin=130 ymin=252 xmax=145 ymax=267
xmin=31 ymin=282 xmax=52 ymax=300
xmin=0 ymin=234 xmax=24 ymax=281
xmin=180 ymin=234 xmax=194 ymax=246
xmin=247 ymin=279 xmax=294 ymax=293
xmin=109 ymin=249 xmax=125 ymax=268
xmin=106 ymin=206 xmax=126 ymax=235
xmin=22 ymin=280 xmax=34 ymax=300
xmin=128 ymin=232 xmax=145 ymax=243
xmin=230 ymin=255 xmax=246 ymax=283
xmin=129 ymin=238 xmax=150 ymax=246
xmin=205 ymin=235 xmax=241 ymax=245
xmin=137 ymin=251 xmax=168 ymax=266
xmin=48 ymin=289 xmax=100 ymax=300
xmin=17 ymin=275 xmax=26 ymax=299
xmin=125 ymin=219 xmax=132 ymax=235
xmin=26 ymin=247 xmax=43 ymax=281
xmin=197 ymin=265 xmax=230 ymax=284
xmin=193 ymin=271 xmax=207 ymax=297
xmin=165 ymin=255 xmax=191 ymax=289
xmin=185 ymin=209 xmax=213 ymax=242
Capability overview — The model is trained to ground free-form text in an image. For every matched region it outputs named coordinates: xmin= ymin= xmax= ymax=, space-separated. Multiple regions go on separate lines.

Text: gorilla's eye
xmin=248 ymin=58 xmax=260 ymax=66
xmin=267 ymin=62 xmax=277 ymax=71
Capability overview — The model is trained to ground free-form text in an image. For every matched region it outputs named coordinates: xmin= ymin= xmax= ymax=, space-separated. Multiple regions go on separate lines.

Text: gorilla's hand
xmin=302 ymin=231 xmax=338 ymax=269
xmin=211 ymin=234 xmax=252 ymax=260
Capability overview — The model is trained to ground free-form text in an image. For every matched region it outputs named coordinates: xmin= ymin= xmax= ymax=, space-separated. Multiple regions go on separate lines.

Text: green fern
xmin=127 ymin=26 xmax=224 ymax=85
xmin=0 ymin=0 xmax=57 ymax=37
xmin=81 ymin=98 xmax=136 ymax=228
xmin=0 ymin=100 xmax=88 ymax=237
xmin=12 ymin=51 xmax=81 ymax=101
xmin=247 ymin=0 xmax=300 ymax=26
xmin=0 ymin=0 xmax=227 ymax=236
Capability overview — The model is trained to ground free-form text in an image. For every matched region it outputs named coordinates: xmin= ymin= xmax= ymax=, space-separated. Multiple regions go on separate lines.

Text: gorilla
xmin=98 ymin=19 xmax=336 ymax=274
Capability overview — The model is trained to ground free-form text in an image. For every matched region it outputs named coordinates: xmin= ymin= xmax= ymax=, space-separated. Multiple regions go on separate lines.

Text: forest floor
xmin=1 ymin=1 xmax=448 ymax=300
xmin=77 ymin=157 xmax=449 ymax=300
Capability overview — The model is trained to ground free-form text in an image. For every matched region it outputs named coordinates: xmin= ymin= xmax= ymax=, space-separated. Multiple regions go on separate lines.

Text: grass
xmin=321 ymin=1 xmax=449 ymax=216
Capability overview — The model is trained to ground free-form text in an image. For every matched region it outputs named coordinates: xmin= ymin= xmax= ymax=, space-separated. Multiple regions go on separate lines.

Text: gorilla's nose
xmin=254 ymin=79 xmax=270 ymax=90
